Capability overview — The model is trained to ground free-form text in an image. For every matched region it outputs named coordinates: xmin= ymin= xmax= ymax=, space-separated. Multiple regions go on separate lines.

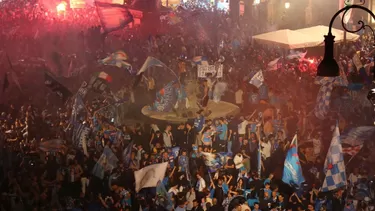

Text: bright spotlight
xmin=253 ymin=0 xmax=260 ymax=5
xmin=56 ymin=2 xmax=67 ymax=12
xmin=285 ymin=2 xmax=290 ymax=9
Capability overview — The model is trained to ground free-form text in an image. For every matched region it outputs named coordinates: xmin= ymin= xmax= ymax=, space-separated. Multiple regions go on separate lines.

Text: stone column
xmin=305 ymin=0 xmax=313 ymax=26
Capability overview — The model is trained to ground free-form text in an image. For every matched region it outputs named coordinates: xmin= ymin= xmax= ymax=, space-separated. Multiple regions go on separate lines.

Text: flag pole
xmin=5 ymin=53 xmax=22 ymax=92
xmin=345 ymin=153 xmax=358 ymax=167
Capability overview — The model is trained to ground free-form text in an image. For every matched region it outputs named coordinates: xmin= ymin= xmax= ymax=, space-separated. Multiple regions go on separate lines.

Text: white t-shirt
xmin=261 ymin=141 xmax=272 ymax=159
xmin=196 ymin=177 xmax=206 ymax=192
xmin=238 ymin=120 xmax=248 ymax=135
xmin=235 ymin=89 xmax=243 ymax=104
xmin=312 ymin=138 xmax=321 ymax=155
xmin=234 ymin=154 xmax=244 ymax=169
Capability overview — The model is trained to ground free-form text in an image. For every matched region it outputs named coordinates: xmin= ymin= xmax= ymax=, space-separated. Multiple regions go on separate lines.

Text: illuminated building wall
xmin=161 ymin=0 xmax=180 ymax=7
xmin=112 ymin=0 xmax=124 ymax=4
xmin=70 ymin=0 xmax=86 ymax=8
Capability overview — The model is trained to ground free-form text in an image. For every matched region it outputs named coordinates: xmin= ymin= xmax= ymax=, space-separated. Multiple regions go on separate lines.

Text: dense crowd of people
xmin=1 ymin=0 xmax=375 ymax=211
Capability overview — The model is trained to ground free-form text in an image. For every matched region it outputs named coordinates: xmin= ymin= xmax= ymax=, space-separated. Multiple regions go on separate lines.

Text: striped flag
xmin=342 ymin=145 xmax=363 ymax=156
xmin=321 ymin=124 xmax=347 ymax=192
xmin=95 ymin=2 xmax=133 ymax=33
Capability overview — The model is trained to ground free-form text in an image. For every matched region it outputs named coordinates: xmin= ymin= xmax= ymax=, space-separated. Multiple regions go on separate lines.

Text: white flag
xmin=136 ymin=56 xmax=165 ymax=76
xmin=267 ymin=57 xmax=280 ymax=71
xmin=249 ymin=71 xmax=264 ymax=88
xmin=134 ymin=162 xmax=168 ymax=192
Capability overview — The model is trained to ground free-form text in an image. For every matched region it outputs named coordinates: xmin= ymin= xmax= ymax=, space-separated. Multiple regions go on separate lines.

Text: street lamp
xmin=318 ymin=3 xmax=375 ymax=77
xmin=319 ymin=1 xmax=375 ymax=105
xmin=284 ymin=2 xmax=290 ymax=9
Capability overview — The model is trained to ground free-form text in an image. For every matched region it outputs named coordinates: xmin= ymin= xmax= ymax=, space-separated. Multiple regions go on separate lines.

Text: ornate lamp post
xmin=318 ymin=2 xmax=375 ymax=77
xmin=318 ymin=1 xmax=375 ymax=106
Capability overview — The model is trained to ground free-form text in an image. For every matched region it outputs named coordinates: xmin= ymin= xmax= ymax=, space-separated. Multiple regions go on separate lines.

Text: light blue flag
xmin=321 ymin=124 xmax=347 ymax=192
xmin=92 ymin=146 xmax=119 ymax=179
xmin=282 ymin=134 xmax=305 ymax=187
xmin=202 ymin=152 xmax=224 ymax=173
xmin=123 ymin=140 xmax=134 ymax=168
xmin=156 ymin=181 xmax=173 ymax=210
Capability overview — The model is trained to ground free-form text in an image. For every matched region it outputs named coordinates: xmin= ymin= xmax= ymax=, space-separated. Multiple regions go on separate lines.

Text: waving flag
xmin=73 ymin=123 xmax=90 ymax=147
xmin=322 ymin=125 xmax=347 ymax=192
xmin=282 ymin=134 xmax=305 ymax=187
xmin=44 ymin=72 xmax=72 ymax=102
xmin=171 ymin=147 xmax=180 ymax=159
xmin=99 ymin=50 xmax=132 ymax=71
xmin=95 ymin=2 xmax=133 ymax=33
xmin=192 ymin=56 xmax=208 ymax=65
xmin=156 ymin=181 xmax=173 ymax=210
xmin=39 ymin=139 xmax=67 ymax=152
xmin=133 ymin=56 xmax=165 ymax=88
xmin=286 ymin=50 xmax=307 ymax=60
xmin=267 ymin=57 xmax=281 ymax=71
xmin=342 ymin=145 xmax=363 ymax=156
xmin=341 ymin=126 xmax=375 ymax=146
xmin=249 ymin=70 xmax=264 ymax=88
xmin=88 ymin=72 xmax=111 ymax=94
xmin=123 ymin=140 xmax=134 ymax=168
xmin=92 ymin=146 xmax=119 ymax=179
xmin=314 ymin=72 xmax=347 ymax=120
xmin=134 ymin=162 xmax=168 ymax=192
xmin=71 ymin=95 xmax=85 ymax=124
xmin=136 ymin=56 xmax=165 ymax=76
xmin=201 ymin=152 xmax=224 ymax=173
xmin=151 ymin=81 xmax=177 ymax=112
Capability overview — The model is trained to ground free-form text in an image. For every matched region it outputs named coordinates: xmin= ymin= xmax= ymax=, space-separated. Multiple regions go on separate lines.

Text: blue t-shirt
xmin=247 ymin=199 xmax=259 ymax=207
xmin=203 ymin=131 xmax=211 ymax=144
xmin=194 ymin=116 xmax=205 ymax=132
xmin=218 ymin=124 xmax=228 ymax=140
xmin=222 ymin=183 xmax=229 ymax=194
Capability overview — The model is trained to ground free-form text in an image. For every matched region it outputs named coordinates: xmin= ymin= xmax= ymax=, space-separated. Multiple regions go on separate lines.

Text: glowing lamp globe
xmin=57 ymin=2 xmax=67 ymax=12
